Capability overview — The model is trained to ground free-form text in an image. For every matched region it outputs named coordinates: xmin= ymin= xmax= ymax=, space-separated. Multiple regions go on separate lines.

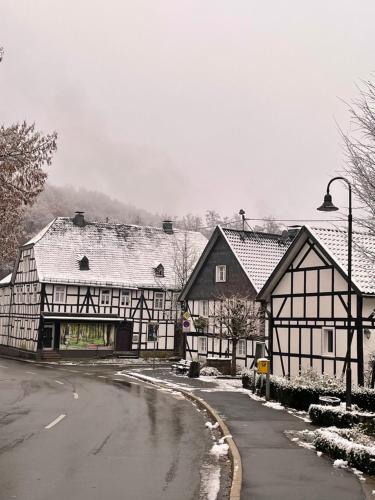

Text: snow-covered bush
xmin=200 ymin=366 xmax=222 ymax=377
xmin=314 ymin=427 xmax=375 ymax=475
xmin=242 ymin=369 xmax=375 ymax=412
xmin=309 ymin=405 xmax=364 ymax=428
xmin=293 ymin=369 xmax=344 ymax=391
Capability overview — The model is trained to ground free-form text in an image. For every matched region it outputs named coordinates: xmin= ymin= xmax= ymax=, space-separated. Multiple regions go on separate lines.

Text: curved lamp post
xmin=317 ymin=176 xmax=352 ymax=411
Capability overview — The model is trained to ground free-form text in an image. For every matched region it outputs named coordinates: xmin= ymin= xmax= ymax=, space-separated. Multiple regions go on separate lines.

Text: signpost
xmin=257 ymin=357 xmax=270 ymax=401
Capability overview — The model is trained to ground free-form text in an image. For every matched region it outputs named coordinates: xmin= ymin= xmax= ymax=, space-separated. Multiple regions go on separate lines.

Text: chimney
xmin=278 ymin=225 xmax=300 ymax=245
xmin=73 ymin=211 xmax=85 ymax=227
xmin=162 ymin=220 xmax=173 ymax=234
xmin=286 ymin=225 xmax=301 ymax=239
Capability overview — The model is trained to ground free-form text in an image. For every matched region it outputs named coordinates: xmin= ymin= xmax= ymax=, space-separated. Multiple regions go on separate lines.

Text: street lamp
xmin=317 ymin=176 xmax=353 ymax=411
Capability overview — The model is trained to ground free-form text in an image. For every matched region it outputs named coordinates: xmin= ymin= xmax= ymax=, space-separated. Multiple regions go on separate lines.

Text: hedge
xmin=309 ymin=405 xmax=362 ymax=428
xmin=314 ymin=428 xmax=375 ymax=475
xmin=242 ymin=372 xmax=375 ymax=412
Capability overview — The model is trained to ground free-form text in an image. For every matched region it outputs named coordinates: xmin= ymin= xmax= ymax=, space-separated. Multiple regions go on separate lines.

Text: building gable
xmin=185 ymin=231 xmax=256 ymax=300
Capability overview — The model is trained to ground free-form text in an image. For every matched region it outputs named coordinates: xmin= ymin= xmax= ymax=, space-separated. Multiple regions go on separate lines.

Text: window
xmin=54 ymin=285 xmax=66 ymax=304
xmin=200 ymin=300 xmax=209 ymax=317
xmin=238 ymin=339 xmax=246 ymax=356
xmin=148 ymin=323 xmax=159 ymax=341
xmin=79 ymin=256 xmax=90 ymax=271
xmin=198 ymin=336 xmax=207 ymax=353
xmin=154 ymin=264 xmax=164 ymax=278
xmin=215 ymin=265 xmax=227 ymax=282
xmin=321 ymin=327 xmax=334 ymax=354
xmin=154 ymin=292 xmax=164 ymax=310
xmin=100 ymin=289 xmax=111 ymax=305
xmin=121 ymin=290 xmax=131 ymax=306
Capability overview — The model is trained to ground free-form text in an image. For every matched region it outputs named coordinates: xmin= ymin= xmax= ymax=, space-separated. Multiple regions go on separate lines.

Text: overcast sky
xmin=1 ymin=1 xmax=375 ymax=221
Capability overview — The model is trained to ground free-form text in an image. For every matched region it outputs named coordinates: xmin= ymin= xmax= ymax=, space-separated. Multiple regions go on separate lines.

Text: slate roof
xmin=25 ymin=217 xmax=208 ymax=290
xmin=221 ymin=228 xmax=295 ymax=292
xmin=180 ymin=226 xmax=295 ymax=299
xmin=308 ymin=226 xmax=375 ymax=295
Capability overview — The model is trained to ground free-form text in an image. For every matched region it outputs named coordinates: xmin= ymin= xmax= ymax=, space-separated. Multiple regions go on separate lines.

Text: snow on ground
xmin=206 ymin=421 xmax=219 ymax=430
xmin=199 ymin=463 xmax=221 ymax=500
xmin=58 ymin=358 xmax=169 ymax=366
xmin=263 ymin=401 xmax=285 ymax=410
xmin=333 ymin=459 xmax=348 ymax=469
xmin=210 ymin=442 xmax=229 ymax=458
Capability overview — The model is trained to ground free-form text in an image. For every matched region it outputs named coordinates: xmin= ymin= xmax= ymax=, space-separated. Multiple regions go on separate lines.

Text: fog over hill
xmin=23 ymin=184 xmax=163 ymax=238
xmin=0 ymin=184 xmax=279 ymax=279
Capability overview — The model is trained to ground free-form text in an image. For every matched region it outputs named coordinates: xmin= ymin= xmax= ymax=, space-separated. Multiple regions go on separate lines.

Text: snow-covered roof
xmin=0 ymin=273 xmax=11 ymax=287
xmin=27 ymin=217 xmax=208 ymax=290
xmin=308 ymin=226 xmax=375 ymax=295
xmin=258 ymin=225 xmax=375 ymax=299
xmin=180 ymin=226 xmax=295 ymax=299
xmin=221 ymin=227 xmax=295 ymax=292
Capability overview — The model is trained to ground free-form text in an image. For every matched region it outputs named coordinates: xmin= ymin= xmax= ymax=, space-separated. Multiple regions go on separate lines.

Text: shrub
xmin=309 ymin=405 xmax=361 ymax=428
xmin=200 ymin=366 xmax=222 ymax=376
xmin=314 ymin=427 xmax=375 ymax=475
xmin=241 ymin=369 xmax=375 ymax=412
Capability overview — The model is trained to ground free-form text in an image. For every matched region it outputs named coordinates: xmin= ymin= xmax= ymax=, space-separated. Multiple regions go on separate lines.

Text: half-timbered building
xmin=257 ymin=226 xmax=375 ymax=385
xmin=0 ymin=213 xmax=207 ymax=359
xmin=180 ymin=226 xmax=296 ymax=367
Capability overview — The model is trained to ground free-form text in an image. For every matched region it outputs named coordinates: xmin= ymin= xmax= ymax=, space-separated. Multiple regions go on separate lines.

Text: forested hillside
xmin=0 ymin=183 xmax=280 ymax=278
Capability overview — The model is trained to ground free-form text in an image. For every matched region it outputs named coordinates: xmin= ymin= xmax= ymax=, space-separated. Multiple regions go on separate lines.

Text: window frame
xmin=120 ymin=290 xmax=131 ymax=307
xmin=238 ymin=339 xmax=246 ymax=356
xmin=321 ymin=327 xmax=335 ymax=355
xmin=100 ymin=288 xmax=111 ymax=306
xmin=147 ymin=322 xmax=159 ymax=342
xmin=215 ymin=265 xmax=227 ymax=283
xmin=201 ymin=300 xmax=209 ymax=318
xmin=54 ymin=285 xmax=66 ymax=304
xmin=154 ymin=291 xmax=165 ymax=311
xmin=198 ymin=336 xmax=207 ymax=353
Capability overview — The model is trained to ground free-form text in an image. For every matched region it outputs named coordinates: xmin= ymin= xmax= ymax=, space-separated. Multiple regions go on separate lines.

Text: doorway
xmin=115 ymin=322 xmax=134 ymax=351
xmin=42 ymin=324 xmax=55 ymax=350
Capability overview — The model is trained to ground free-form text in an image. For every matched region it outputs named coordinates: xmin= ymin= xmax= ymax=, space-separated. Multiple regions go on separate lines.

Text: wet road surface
xmin=0 ymin=359 xmax=212 ymax=500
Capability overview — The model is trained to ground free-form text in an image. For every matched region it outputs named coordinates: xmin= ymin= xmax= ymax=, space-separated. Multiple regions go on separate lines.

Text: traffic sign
xmin=182 ymin=319 xmax=190 ymax=333
xmin=183 ymin=311 xmax=190 ymax=320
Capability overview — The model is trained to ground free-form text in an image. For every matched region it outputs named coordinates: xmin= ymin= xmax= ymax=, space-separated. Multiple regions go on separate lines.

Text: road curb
xmin=125 ymin=372 xmax=242 ymax=500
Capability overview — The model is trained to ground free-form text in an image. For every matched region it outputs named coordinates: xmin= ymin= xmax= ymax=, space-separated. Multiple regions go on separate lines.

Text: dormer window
xmin=154 ymin=264 xmax=164 ymax=278
xmin=79 ymin=256 xmax=90 ymax=271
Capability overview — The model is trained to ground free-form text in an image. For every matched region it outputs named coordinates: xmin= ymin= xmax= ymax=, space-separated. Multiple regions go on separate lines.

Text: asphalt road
xmin=0 ymin=359 xmax=212 ymax=500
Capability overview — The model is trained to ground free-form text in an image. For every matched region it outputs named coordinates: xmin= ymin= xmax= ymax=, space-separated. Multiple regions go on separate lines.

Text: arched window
xmin=79 ymin=256 xmax=90 ymax=271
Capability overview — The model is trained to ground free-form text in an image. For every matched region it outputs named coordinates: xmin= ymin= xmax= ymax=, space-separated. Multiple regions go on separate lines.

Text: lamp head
xmin=317 ymin=193 xmax=339 ymax=212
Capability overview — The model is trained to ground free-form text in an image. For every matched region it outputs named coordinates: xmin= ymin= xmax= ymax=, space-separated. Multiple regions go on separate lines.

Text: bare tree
xmin=0 ymin=122 xmax=57 ymax=272
xmin=172 ymin=230 xmax=199 ymax=290
xmin=254 ymin=216 xmax=282 ymax=234
xmin=342 ymin=78 xmax=375 ymax=235
xmin=213 ymin=294 xmax=265 ymax=376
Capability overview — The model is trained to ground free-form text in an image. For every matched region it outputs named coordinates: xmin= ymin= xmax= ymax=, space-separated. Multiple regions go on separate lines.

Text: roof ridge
xmin=55 ymin=217 xmax=203 ymax=234
xmin=221 ymin=227 xmax=282 ymax=238
xmin=310 ymin=225 xmax=375 ymax=237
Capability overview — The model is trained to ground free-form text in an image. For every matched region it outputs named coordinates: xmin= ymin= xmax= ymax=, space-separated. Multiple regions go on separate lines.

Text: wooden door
xmin=115 ymin=322 xmax=133 ymax=351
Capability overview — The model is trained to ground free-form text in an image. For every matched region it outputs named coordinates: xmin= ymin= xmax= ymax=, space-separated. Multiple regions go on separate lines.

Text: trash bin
xmin=188 ymin=361 xmax=200 ymax=378
xmin=318 ymin=395 xmax=341 ymax=406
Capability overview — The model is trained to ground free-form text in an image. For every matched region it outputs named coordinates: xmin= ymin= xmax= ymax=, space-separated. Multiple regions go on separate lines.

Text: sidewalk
xmin=129 ymin=368 xmax=366 ymax=500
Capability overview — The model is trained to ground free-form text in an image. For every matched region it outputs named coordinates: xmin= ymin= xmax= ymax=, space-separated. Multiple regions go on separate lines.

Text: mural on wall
xmin=59 ymin=322 xmax=114 ymax=349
